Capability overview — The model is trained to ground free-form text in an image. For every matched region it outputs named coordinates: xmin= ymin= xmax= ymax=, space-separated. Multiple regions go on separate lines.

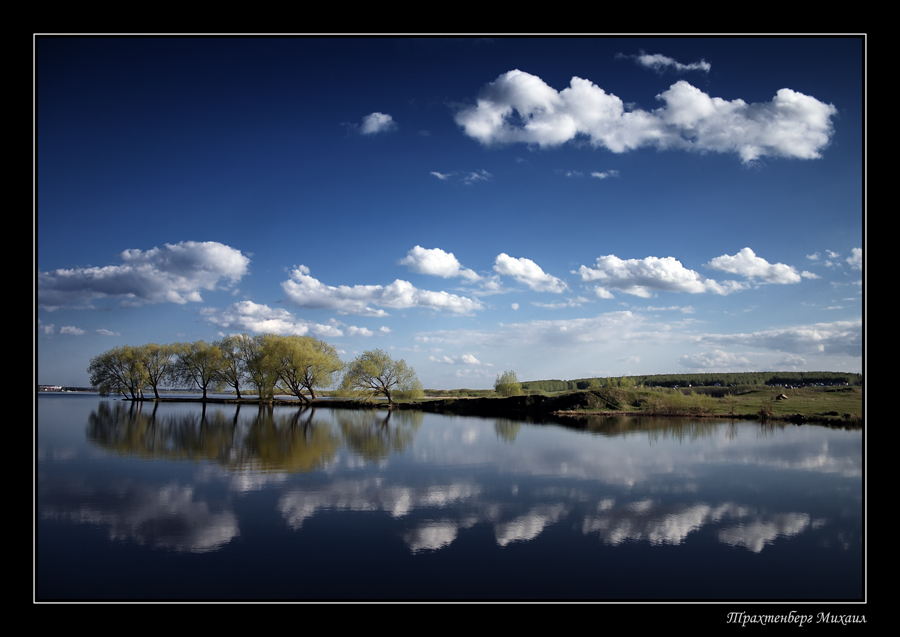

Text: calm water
xmin=36 ymin=394 xmax=863 ymax=600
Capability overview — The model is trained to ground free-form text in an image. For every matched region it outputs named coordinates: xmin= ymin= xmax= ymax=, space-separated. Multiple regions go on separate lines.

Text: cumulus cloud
xmin=575 ymin=255 xmax=744 ymax=298
xmin=399 ymin=246 xmax=480 ymax=281
xmin=455 ymin=70 xmax=837 ymax=163
xmin=39 ymin=241 xmax=249 ymax=310
xmin=677 ymin=350 xmax=752 ymax=370
xmin=632 ymin=52 xmax=711 ymax=74
xmin=60 ymin=326 xmax=86 ymax=335
xmin=281 ymin=265 xmax=484 ymax=316
xmin=494 ymin=253 xmax=567 ymax=293
xmin=705 ymin=248 xmax=801 ymax=284
xmin=200 ymin=300 xmax=349 ymax=338
xmin=360 ymin=112 xmax=397 ymax=135
xmin=429 ymin=353 xmax=486 ymax=366
xmin=416 ymin=311 xmax=646 ymax=351
xmin=847 ymin=248 xmax=862 ymax=270
xmin=699 ymin=320 xmax=861 ymax=356
xmin=430 ymin=171 xmax=451 ymax=180
xmin=591 ymin=170 xmax=619 ymax=179
xmin=533 ymin=296 xmax=591 ymax=309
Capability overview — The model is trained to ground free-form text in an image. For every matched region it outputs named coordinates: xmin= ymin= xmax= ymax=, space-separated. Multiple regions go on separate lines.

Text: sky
xmin=35 ymin=36 xmax=865 ymax=388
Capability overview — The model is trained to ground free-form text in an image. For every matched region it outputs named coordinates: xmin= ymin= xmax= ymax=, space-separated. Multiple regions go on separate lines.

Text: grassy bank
xmin=116 ymin=385 xmax=863 ymax=428
xmin=398 ymin=385 xmax=863 ymax=427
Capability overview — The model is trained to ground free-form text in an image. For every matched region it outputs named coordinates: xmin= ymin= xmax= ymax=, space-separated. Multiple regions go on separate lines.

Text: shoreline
xmin=103 ymin=393 xmax=862 ymax=428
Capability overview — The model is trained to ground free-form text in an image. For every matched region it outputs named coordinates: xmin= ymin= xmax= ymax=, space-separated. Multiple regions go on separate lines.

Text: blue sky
xmin=36 ymin=37 xmax=864 ymax=388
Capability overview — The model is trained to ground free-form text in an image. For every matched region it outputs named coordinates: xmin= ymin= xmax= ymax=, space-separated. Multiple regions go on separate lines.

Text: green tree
xmin=171 ymin=341 xmax=225 ymax=400
xmin=140 ymin=343 xmax=177 ymax=399
xmin=494 ymin=370 xmax=522 ymax=397
xmin=237 ymin=334 xmax=279 ymax=401
xmin=339 ymin=349 xmax=420 ymax=405
xmin=214 ymin=334 xmax=251 ymax=399
xmin=87 ymin=345 xmax=147 ymax=399
xmin=264 ymin=334 xmax=343 ymax=403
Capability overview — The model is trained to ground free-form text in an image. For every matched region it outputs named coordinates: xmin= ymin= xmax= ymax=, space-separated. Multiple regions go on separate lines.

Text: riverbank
xmin=119 ymin=386 xmax=863 ymax=428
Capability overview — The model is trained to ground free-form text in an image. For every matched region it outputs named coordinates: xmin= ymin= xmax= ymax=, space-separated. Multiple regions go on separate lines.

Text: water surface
xmin=36 ymin=395 xmax=863 ymax=600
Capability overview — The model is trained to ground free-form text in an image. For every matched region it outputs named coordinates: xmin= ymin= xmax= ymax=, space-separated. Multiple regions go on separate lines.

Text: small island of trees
xmin=87 ymin=335 xmax=422 ymax=405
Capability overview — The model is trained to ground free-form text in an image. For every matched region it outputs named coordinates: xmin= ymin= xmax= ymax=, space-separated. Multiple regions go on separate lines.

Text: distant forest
xmin=519 ymin=371 xmax=862 ymax=393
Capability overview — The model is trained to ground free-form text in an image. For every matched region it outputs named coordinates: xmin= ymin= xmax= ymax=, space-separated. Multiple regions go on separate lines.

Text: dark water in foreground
xmin=36 ymin=395 xmax=863 ymax=600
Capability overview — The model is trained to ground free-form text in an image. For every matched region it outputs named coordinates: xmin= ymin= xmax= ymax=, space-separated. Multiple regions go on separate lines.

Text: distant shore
xmin=86 ymin=387 xmax=862 ymax=428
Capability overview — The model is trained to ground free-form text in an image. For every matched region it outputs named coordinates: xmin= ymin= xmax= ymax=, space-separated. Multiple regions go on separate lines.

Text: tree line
xmin=87 ymin=335 xmax=422 ymax=405
xmin=521 ymin=371 xmax=862 ymax=393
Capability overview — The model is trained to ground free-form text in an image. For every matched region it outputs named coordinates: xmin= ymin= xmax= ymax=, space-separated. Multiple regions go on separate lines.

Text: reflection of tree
xmin=493 ymin=418 xmax=521 ymax=443
xmin=334 ymin=410 xmax=419 ymax=461
xmin=86 ymin=403 xmax=340 ymax=473
xmin=574 ymin=415 xmax=734 ymax=445
xmin=236 ymin=406 xmax=341 ymax=473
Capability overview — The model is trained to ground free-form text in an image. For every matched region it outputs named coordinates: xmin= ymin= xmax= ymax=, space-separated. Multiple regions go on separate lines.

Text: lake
xmin=36 ymin=394 xmax=863 ymax=601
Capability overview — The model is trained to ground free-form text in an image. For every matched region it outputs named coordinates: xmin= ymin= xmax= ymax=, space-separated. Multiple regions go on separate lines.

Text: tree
xmin=140 ymin=343 xmax=177 ymax=399
xmin=237 ymin=334 xmax=279 ymax=401
xmin=494 ymin=370 xmax=522 ymax=397
xmin=87 ymin=345 xmax=147 ymax=399
xmin=339 ymin=349 xmax=420 ymax=405
xmin=171 ymin=341 xmax=225 ymax=400
xmin=214 ymin=334 xmax=250 ymax=399
xmin=264 ymin=334 xmax=343 ymax=403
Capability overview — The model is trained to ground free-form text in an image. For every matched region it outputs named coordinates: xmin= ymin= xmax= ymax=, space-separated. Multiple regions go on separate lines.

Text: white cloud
xmin=591 ymin=170 xmax=620 ymax=179
xmin=677 ymin=350 xmax=751 ymax=370
xmin=464 ymin=169 xmax=492 ymax=185
xmin=95 ymin=328 xmax=121 ymax=336
xmin=847 ymin=248 xmax=862 ymax=270
xmin=801 ymin=271 xmax=820 ymax=279
xmin=494 ymin=253 xmax=567 ymax=293
xmin=429 ymin=353 xmax=486 ymax=365
xmin=281 ymin=265 xmax=484 ymax=316
xmin=201 ymin=300 xmax=348 ymax=338
xmin=39 ymin=241 xmax=249 ymax=309
xmin=699 ymin=320 xmax=861 ymax=356
xmin=428 ymin=169 xmax=492 ymax=185
xmin=533 ymin=296 xmax=591 ymax=309
xmin=399 ymin=246 xmax=480 ymax=281
xmin=706 ymin=248 xmax=801 ymax=284
xmin=360 ymin=112 xmax=397 ymax=135
xmin=60 ymin=326 xmax=86 ymax=335
xmin=455 ymin=70 xmax=837 ymax=163
xmin=576 ymin=255 xmax=743 ymax=297
xmin=416 ymin=310 xmax=646 ymax=351
xmin=631 ymin=52 xmax=711 ymax=74
xmin=511 ymin=303 xmax=519 ymax=310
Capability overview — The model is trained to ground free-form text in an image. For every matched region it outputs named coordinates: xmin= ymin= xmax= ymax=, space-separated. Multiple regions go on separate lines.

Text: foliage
xmin=263 ymin=334 xmax=343 ymax=403
xmin=170 ymin=341 xmax=225 ymax=400
xmin=140 ymin=343 xmax=177 ymax=400
xmin=87 ymin=345 xmax=147 ymax=400
xmin=494 ymin=370 xmax=523 ymax=397
xmin=214 ymin=334 xmax=250 ymax=399
xmin=339 ymin=349 xmax=420 ymax=405
xmin=236 ymin=334 xmax=279 ymax=401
